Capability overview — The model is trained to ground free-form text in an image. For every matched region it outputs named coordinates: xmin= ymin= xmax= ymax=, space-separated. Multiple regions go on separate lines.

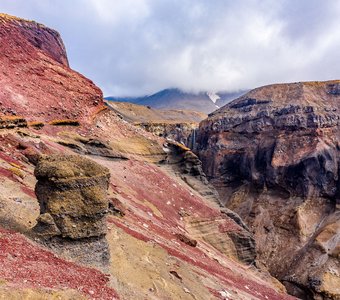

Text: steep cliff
xmin=197 ymin=80 xmax=340 ymax=299
xmin=0 ymin=13 xmax=102 ymax=123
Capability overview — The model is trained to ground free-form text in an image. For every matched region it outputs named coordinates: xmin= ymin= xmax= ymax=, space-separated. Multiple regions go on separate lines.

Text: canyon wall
xmin=197 ymin=81 xmax=340 ymax=299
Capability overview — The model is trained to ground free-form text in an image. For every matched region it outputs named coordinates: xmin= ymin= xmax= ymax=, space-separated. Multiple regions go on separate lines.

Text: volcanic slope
xmin=0 ymin=13 xmax=295 ymax=300
xmin=106 ymin=88 xmax=219 ymax=114
xmin=0 ymin=13 xmax=102 ymax=123
xmin=106 ymin=89 xmax=248 ymax=114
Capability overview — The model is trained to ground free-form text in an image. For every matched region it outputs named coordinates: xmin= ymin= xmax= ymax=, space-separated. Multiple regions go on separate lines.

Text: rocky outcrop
xmin=184 ymin=214 xmax=256 ymax=265
xmin=105 ymin=100 xmax=206 ymax=146
xmin=164 ymin=141 xmax=207 ymax=180
xmin=162 ymin=141 xmax=256 ymax=265
xmin=197 ymin=80 xmax=340 ymax=299
xmin=0 ymin=116 xmax=27 ymax=129
xmin=0 ymin=13 xmax=102 ymax=123
xmin=137 ymin=122 xmax=197 ymax=146
xmin=34 ymin=155 xmax=110 ymax=239
xmin=55 ymin=131 xmax=129 ymax=160
xmin=0 ymin=13 xmax=68 ymax=66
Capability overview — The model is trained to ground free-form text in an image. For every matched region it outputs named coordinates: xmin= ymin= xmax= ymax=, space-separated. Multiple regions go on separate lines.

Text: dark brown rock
xmin=0 ymin=116 xmax=27 ymax=129
xmin=138 ymin=122 xmax=198 ymax=146
xmin=196 ymin=80 xmax=340 ymax=299
xmin=163 ymin=141 xmax=208 ymax=182
xmin=162 ymin=141 xmax=221 ymax=204
xmin=175 ymin=233 xmax=198 ymax=247
xmin=227 ymin=230 xmax=256 ymax=265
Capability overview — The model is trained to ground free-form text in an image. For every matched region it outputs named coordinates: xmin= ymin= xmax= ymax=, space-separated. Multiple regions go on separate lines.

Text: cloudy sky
xmin=0 ymin=0 xmax=339 ymax=96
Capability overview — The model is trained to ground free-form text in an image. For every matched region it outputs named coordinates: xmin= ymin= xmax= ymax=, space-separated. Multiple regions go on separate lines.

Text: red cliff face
xmin=0 ymin=13 xmax=102 ymax=123
xmin=0 ymin=13 xmax=69 ymax=66
xmin=197 ymin=80 xmax=340 ymax=299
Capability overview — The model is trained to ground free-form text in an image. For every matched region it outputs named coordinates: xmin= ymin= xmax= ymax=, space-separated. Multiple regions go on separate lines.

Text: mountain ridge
xmin=106 ymin=88 xmax=247 ymax=114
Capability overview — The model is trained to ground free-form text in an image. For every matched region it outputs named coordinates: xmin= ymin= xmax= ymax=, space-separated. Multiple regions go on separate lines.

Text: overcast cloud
xmin=0 ymin=0 xmax=339 ymax=96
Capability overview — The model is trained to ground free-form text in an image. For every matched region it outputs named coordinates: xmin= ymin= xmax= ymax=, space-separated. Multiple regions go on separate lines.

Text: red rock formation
xmin=197 ymin=80 xmax=340 ymax=299
xmin=0 ymin=13 xmax=102 ymax=123
xmin=0 ymin=227 xmax=118 ymax=300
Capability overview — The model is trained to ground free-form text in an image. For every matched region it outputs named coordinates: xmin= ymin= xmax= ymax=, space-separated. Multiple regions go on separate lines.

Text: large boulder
xmin=33 ymin=155 xmax=110 ymax=239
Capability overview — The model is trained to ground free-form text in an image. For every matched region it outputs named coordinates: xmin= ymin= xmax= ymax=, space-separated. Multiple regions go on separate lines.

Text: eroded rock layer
xmin=197 ymin=80 xmax=340 ymax=299
xmin=105 ymin=100 xmax=206 ymax=146
xmin=34 ymin=155 xmax=110 ymax=239
xmin=0 ymin=13 xmax=102 ymax=123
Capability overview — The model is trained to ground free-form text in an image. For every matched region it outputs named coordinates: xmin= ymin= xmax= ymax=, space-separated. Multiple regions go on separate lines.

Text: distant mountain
xmin=105 ymin=88 xmax=247 ymax=114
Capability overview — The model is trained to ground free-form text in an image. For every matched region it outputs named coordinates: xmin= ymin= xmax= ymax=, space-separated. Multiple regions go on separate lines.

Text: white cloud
xmin=87 ymin=0 xmax=150 ymax=25
xmin=0 ymin=0 xmax=339 ymax=96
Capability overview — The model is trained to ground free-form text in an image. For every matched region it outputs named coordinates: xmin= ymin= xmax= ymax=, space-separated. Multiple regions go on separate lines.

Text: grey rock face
xmin=196 ymin=81 xmax=340 ymax=299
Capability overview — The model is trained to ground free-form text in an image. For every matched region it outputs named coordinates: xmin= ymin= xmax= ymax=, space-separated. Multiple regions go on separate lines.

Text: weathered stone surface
xmin=0 ymin=13 xmax=298 ymax=299
xmin=184 ymin=214 xmax=256 ymax=265
xmin=162 ymin=141 xmax=257 ymax=265
xmin=138 ymin=122 xmax=198 ymax=146
xmin=33 ymin=155 xmax=110 ymax=239
xmin=105 ymin=100 xmax=206 ymax=146
xmin=0 ymin=116 xmax=27 ymax=129
xmin=227 ymin=229 xmax=256 ymax=265
xmin=34 ymin=213 xmax=61 ymax=236
xmin=196 ymin=80 xmax=340 ymax=299
xmin=163 ymin=141 xmax=208 ymax=183
xmin=0 ymin=13 xmax=103 ymax=123
xmin=175 ymin=233 xmax=198 ymax=247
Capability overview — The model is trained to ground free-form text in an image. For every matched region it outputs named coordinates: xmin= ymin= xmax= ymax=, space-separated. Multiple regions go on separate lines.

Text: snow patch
xmin=207 ymin=92 xmax=220 ymax=104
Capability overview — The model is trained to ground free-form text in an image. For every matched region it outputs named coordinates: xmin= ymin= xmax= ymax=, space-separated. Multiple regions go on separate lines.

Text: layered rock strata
xmin=197 ymin=81 xmax=340 ymax=299
xmin=0 ymin=13 xmax=102 ymax=123
xmin=0 ymin=13 xmax=300 ymax=299
xmin=162 ymin=141 xmax=257 ymax=265
xmin=137 ymin=122 xmax=197 ymax=146
xmin=34 ymin=155 xmax=110 ymax=239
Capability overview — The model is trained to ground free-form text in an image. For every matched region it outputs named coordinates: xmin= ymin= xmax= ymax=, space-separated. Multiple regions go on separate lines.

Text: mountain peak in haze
xmin=105 ymin=88 xmax=247 ymax=114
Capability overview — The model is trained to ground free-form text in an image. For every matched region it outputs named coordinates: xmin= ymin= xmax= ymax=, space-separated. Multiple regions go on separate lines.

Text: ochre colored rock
xmin=197 ymin=80 xmax=340 ymax=299
xmin=34 ymin=155 xmax=110 ymax=239
xmin=184 ymin=214 xmax=256 ymax=265
xmin=0 ymin=116 xmax=27 ymax=129
xmin=164 ymin=141 xmax=207 ymax=180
